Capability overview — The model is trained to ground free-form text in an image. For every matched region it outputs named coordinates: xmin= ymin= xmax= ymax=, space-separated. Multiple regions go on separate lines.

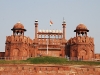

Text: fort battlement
xmin=38 ymin=29 xmax=63 ymax=33
xmin=6 ymin=35 xmax=33 ymax=44
xmin=68 ymin=36 xmax=94 ymax=45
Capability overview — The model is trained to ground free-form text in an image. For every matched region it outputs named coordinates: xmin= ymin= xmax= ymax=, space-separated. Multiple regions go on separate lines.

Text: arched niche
xmin=13 ymin=48 xmax=19 ymax=57
xmin=79 ymin=50 xmax=86 ymax=60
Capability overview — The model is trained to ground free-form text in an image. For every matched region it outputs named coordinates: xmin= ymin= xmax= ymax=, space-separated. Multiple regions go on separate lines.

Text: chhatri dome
xmin=76 ymin=23 xmax=87 ymax=30
xmin=13 ymin=22 xmax=24 ymax=29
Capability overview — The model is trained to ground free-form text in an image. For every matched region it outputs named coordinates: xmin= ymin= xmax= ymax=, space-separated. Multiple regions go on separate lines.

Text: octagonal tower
xmin=68 ymin=23 xmax=94 ymax=60
xmin=5 ymin=22 xmax=32 ymax=60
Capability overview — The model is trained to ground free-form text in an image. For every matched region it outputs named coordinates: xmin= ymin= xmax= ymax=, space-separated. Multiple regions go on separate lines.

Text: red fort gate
xmin=0 ymin=20 xmax=100 ymax=60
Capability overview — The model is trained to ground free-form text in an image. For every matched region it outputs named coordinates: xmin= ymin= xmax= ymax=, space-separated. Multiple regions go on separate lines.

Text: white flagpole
xmin=47 ymin=38 xmax=48 ymax=55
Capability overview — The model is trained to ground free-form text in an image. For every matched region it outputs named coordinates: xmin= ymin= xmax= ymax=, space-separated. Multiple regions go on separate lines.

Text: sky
xmin=0 ymin=0 xmax=100 ymax=53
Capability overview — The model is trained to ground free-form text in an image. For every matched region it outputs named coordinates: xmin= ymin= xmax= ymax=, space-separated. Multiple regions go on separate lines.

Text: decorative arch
xmin=79 ymin=49 xmax=87 ymax=60
xmin=13 ymin=48 xmax=19 ymax=57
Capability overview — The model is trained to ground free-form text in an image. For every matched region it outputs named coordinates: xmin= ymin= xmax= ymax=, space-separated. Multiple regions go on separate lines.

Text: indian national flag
xmin=50 ymin=20 xmax=53 ymax=26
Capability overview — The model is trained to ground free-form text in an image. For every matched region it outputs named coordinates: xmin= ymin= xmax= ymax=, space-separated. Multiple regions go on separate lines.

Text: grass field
xmin=0 ymin=56 xmax=100 ymax=65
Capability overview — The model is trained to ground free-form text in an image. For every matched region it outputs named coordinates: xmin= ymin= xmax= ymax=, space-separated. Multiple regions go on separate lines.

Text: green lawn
xmin=0 ymin=56 xmax=100 ymax=65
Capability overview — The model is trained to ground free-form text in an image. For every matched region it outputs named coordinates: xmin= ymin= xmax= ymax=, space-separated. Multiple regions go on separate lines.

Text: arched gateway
xmin=4 ymin=20 xmax=95 ymax=60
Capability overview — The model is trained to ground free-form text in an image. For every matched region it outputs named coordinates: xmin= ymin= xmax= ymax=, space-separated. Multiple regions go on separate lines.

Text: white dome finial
xmin=18 ymin=20 xmax=21 ymax=23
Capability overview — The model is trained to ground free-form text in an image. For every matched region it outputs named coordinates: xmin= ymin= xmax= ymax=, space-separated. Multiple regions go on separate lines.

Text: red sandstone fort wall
xmin=0 ymin=64 xmax=99 ymax=75
xmin=95 ymin=54 xmax=100 ymax=60
xmin=0 ymin=52 xmax=5 ymax=57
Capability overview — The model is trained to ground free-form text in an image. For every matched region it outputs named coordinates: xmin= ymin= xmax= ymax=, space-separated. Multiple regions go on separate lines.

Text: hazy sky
xmin=0 ymin=0 xmax=100 ymax=53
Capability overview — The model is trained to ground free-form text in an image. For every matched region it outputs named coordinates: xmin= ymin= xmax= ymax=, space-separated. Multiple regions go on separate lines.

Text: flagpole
xmin=46 ymin=20 xmax=53 ymax=55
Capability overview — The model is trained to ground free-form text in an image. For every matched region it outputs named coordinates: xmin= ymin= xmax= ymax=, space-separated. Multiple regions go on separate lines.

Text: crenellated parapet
xmin=38 ymin=29 xmax=63 ymax=39
xmin=6 ymin=35 xmax=33 ymax=45
xmin=68 ymin=36 xmax=94 ymax=45
xmin=38 ymin=29 xmax=62 ymax=34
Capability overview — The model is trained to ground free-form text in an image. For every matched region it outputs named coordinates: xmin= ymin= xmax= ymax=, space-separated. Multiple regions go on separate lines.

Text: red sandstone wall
xmin=0 ymin=64 xmax=99 ymax=75
xmin=95 ymin=54 xmax=100 ymax=60
xmin=0 ymin=52 xmax=5 ymax=57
